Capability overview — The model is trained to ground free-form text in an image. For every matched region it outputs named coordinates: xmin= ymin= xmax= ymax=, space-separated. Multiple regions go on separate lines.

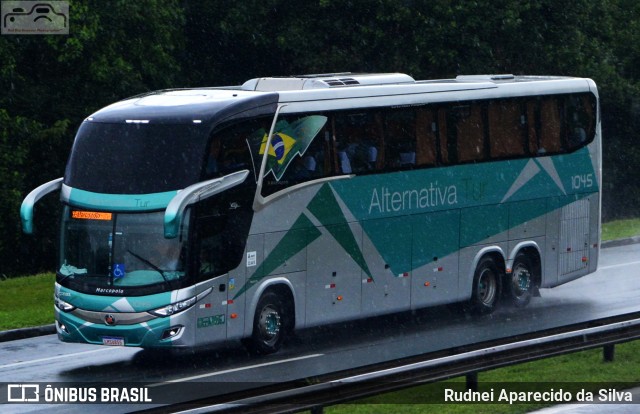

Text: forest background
xmin=1 ymin=0 xmax=639 ymax=276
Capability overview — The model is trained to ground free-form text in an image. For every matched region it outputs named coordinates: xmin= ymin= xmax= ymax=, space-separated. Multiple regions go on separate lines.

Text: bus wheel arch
xmin=469 ymin=253 xmax=504 ymax=315
xmin=243 ymin=283 xmax=295 ymax=355
xmin=506 ymin=247 xmax=541 ymax=308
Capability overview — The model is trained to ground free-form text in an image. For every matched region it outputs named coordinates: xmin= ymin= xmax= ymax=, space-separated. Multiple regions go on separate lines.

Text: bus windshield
xmin=59 ymin=207 xmax=190 ymax=295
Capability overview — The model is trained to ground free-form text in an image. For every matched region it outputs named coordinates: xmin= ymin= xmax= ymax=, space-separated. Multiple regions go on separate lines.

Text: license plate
xmin=102 ymin=336 xmax=125 ymax=346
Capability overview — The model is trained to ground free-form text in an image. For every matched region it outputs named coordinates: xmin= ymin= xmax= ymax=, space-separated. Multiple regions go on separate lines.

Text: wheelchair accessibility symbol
xmin=113 ymin=264 xmax=125 ymax=279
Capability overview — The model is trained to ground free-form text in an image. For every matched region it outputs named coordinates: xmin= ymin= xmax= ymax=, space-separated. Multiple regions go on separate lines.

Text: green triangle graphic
xmin=306 ymin=184 xmax=372 ymax=278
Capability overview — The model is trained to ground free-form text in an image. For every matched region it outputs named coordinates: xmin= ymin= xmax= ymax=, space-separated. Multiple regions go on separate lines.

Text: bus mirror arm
xmin=20 ymin=177 xmax=64 ymax=234
xmin=164 ymin=170 xmax=250 ymax=239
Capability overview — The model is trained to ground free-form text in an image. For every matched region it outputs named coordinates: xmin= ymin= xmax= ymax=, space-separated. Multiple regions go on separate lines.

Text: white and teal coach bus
xmin=21 ymin=73 xmax=600 ymax=354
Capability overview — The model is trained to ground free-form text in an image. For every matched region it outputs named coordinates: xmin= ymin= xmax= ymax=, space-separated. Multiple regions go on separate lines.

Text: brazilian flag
xmin=254 ymin=115 xmax=327 ymax=181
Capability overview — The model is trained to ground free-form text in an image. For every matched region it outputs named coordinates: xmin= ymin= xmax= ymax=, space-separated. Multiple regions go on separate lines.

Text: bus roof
xmin=85 ymin=73 xmax=595 ymax=123
xmin=86 ymin=89 xmax=279 ymax=125
xmin=262 ymin=73 xmax=595 ymax=113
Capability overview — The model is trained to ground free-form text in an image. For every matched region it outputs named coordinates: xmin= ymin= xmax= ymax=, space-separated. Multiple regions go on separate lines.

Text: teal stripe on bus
xmin=67 ymin=188 xmax=178 ymax=211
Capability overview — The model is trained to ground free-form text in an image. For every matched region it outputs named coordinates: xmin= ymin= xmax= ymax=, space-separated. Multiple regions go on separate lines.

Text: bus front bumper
xmin=55 ymin=307 xmax=193 ymax=348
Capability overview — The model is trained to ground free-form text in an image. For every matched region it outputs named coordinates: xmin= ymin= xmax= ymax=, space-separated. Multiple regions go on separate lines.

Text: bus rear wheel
xmin=245 ymin=291 xmax=288 ymax=355
xmin=470 ymin=257 xmax=501 ymax=314
xmin=506 ymin=253 xmax=534 ymax=308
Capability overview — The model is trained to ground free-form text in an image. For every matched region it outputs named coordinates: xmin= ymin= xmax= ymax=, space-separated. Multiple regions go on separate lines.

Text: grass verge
xmin=0 ymin=272 xmax=55 ymax=330
xmin=602 ymin=218 xmax=640 ymax=241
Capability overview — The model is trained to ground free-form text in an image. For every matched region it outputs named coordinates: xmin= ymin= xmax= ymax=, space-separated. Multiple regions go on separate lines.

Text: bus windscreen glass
xmin=59 ymin=207 xmax=190 ymax=295
xmin=64 ymin=122 xmax=208 ymax=194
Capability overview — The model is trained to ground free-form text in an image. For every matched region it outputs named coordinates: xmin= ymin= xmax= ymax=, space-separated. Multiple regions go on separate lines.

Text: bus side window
xmin=259 ymin=113 xmax=331 ymax=195
xmin=203 ymin=118 xmax=270 ymax=181
xmin=333 ymin=112 xmax=380 ymax=174
xmin=416 ymin=107 xmax=437 ymax=167
xmin=195 ymin=190 xmax=252 ymax=281
xmin=538 ymin=97 xmax=563 ymax=154
xmin=196 ymin=214 xmax=226 ymax=279
xmin=488 ymin=100 xmax=525 ymax=159
xmin=453 ymin=103 xmax=486 ymax=163
xmin=385 ymin=109 xmax=416 ymax=169
xmin=437 ymin=108 xmax=449 ymax=164
xmin=280 ymin=123 xmax=326 ymax=182
xmin=565 ymin=94 xmax=595 ymax=151
xmin=220 ymin=136 xmax=252 ymax=174
xmin=526 ymin=100 xmax=540 ymax=154
xmin=367 ymin=112 xmax=385 ymax=172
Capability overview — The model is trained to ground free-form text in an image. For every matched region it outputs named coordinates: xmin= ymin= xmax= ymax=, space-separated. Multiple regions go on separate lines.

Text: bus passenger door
xmin=361 ymin=217 xmax=412 ymax=317
xmin=192 ymin=190 xmax=254 ymax=344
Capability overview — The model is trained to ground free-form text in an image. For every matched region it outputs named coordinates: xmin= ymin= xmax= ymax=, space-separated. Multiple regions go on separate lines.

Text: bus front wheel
xmin=470 ymin=256 xmax=502 ymax=314
xmin=245 ymin=291 xmax=288 ymax=355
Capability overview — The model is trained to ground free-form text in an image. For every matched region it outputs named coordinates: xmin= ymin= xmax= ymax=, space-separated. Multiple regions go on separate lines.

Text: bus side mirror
xmin=20 ymin=177 xmax=63 ymax=234
xmin=164 ymin=170 xmax=249 ymax=238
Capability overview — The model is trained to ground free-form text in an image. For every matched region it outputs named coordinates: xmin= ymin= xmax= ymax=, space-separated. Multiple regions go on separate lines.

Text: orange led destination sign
xmin=71 ymin=210 xmax=113 ymax=221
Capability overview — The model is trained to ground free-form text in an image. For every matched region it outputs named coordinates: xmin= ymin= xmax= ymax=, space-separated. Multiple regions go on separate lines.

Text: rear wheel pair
xmin=470 ymin=253 xmax=535 ymax=314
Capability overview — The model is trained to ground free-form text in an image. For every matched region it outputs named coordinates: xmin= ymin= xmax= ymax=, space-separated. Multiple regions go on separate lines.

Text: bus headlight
xmin=149 ymin=296 xmax=196 ymax=317
xmin=54 ymin=295 xmax=76 ymax=312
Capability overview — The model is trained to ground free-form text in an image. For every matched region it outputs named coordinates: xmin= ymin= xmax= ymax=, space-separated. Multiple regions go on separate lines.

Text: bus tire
xmin=470 ymin=256 xmax=502 ymax=314
xmin=506 ymin=253 xmax=534 ymax=308
xmin=245 ymin=291 xmax=288 ymax=355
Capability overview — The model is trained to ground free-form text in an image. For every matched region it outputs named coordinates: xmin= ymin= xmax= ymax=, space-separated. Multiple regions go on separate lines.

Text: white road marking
xmin=0 ymin=347 xmax=114 ymax=369
xmin=149 ymin=353 xmax=324 ymax=386
xmin=599 ymin=260 xmax=640 ymax=270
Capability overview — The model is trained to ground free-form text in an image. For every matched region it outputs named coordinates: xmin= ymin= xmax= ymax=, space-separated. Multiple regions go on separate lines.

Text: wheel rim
xmin=477 ymin=268 xmax=497 ymax=306
xmin=257 ymin=305 xmax=281 ymax=346
xmin=511 ymin=263 xmax=531 ymax=297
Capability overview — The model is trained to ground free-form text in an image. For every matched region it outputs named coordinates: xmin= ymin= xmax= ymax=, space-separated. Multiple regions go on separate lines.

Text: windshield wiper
xmin=126 ymin=249 xmax=171 ymax=286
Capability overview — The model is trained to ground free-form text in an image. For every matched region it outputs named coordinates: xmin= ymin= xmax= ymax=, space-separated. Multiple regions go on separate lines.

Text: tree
xmin=0 ymin=0 xmax=187 ymax=275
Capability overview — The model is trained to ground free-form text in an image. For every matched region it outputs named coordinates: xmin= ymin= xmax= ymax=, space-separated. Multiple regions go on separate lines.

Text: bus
xmin=21 ymin=73 xmax=601 ymax=354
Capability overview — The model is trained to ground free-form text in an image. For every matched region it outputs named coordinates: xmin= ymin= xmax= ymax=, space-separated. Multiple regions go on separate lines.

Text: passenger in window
xmin=396 ymin=141 xmax=416 ymax=167
xmin=347 ymin=136 xmax=377 ymax=172
xmin=367 ymin=146 xmax=378 ymax=168
xmin=303 ymin=155 xmax=317 ymax=175
xmin=338 ymin=150 xmax=352 ymax=174
xmin=399 ymin=151 xmax=416 ymax=166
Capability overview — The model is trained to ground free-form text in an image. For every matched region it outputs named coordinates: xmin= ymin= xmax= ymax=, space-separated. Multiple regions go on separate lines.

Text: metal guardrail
xmin=140 ymin=311 xmax=640 ymax=414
